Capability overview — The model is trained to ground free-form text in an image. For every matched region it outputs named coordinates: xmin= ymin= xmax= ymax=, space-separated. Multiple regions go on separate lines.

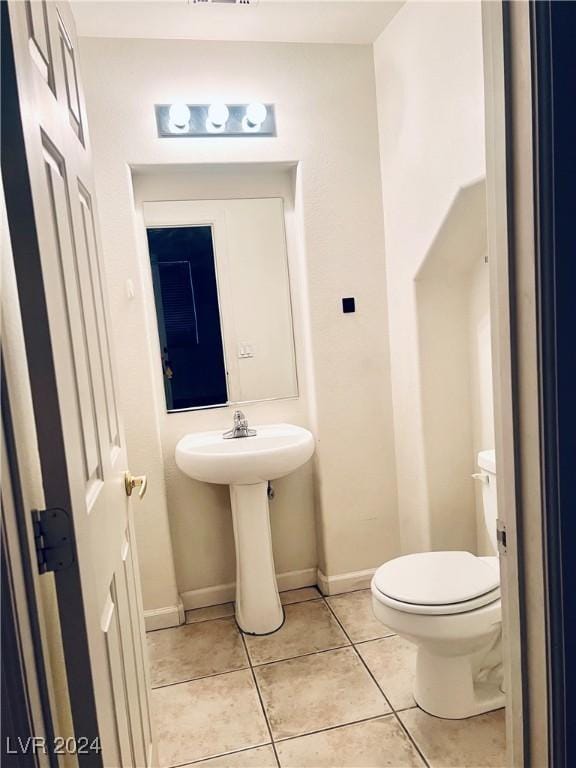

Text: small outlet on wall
xmin=342 ymin=297 xmax=356 ymax=313
xmin=238 ymin=343 xmax=255 ymax=359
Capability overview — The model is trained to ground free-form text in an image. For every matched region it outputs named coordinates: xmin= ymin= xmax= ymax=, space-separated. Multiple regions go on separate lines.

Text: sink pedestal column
xmin=230 ymin=482 xmax=283 ymax=634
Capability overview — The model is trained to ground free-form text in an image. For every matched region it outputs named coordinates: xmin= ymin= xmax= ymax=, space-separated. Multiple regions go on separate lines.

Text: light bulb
xmin=245 ymin=102 xmax=267 ymax=128
xmin=168 ymin=102 xmax=190 ymax=130
xmin=207 ymin=103 xmax=229 ymax=128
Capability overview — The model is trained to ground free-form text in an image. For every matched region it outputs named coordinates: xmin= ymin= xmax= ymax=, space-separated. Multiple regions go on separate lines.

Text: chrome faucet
xmin=223 ymin=409 xmax=257 ymax=439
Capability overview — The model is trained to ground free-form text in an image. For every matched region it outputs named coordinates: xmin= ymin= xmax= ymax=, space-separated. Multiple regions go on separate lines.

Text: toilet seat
xmin=373 ymin=551 xmax=500 ymax=616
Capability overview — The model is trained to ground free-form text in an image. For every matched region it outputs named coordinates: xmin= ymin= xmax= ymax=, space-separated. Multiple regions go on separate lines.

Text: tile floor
xmin=147 ymin=588 xmax=506 ymax=768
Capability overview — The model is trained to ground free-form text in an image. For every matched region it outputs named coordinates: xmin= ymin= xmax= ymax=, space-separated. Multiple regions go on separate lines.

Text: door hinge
xmin=32 ymin=507 xmax=74 ymax=574
xmin=496 ymin=518 xmax=507 ymax=555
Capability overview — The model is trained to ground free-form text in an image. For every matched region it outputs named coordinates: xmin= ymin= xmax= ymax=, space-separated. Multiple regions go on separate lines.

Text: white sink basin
xmin=175 ymin=422 xmax=315 ymax=635
xmin=175 ymin=423 xmax=314 ymax=486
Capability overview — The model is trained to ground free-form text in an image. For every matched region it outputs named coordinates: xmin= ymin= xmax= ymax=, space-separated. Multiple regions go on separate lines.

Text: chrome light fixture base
xmin=155 ymin=103 xmax=276 ymax=137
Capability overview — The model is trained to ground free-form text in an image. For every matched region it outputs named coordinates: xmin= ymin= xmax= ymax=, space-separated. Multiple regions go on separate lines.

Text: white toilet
xmin=371 ymin=450 xmax=505 ymax=719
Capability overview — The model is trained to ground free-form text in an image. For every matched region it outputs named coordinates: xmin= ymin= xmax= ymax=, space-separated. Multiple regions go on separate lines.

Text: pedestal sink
xmin=175 ymin=424 xmax=315 ymax=634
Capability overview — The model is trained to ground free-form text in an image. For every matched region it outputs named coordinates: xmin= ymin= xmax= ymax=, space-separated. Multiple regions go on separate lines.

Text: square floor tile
xmin=147 ymin=618 xmax=248 ymax=687
xmin=186 ymin=603 xmax=235 ymax=624
xmin=244 ymin=600 xmax=348 ymax=666
xmin=190 ymin=745 xmax=278 ymax=767
xmin=327 ymin=590 xmax=394 ymax=643
xmin=276 ymin=716 xmax=425 ymax=767
xmin=254 ymin=647 xmax=390 ymax=740
xmin=153 ymin=670 xmax=269 ymax=766
xmin=280 ymin=587 xmax=321 ymax=605
xmin=356 ymin=635 xmax=416 ymax=710
xmin=399 ymin=707 xmax=506 ymax=767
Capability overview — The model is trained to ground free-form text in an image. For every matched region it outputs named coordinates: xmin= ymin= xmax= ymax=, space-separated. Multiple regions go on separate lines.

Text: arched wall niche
xmin=415 ymin=178 xmax=494 ymax=553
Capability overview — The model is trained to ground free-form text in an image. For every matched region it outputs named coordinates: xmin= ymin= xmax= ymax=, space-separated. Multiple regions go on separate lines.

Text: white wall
xmin=374 ymin=1 xmax=486 ymax=553
xmin=79 ymin=38 xmax=400 ymax=611
xmin=412 ymin=179 xmax=488 ymax=553
xmin=132 ymin=166 xmax=317 ymax=601
xmin=468 ymin=252 xmax=495 ymax=554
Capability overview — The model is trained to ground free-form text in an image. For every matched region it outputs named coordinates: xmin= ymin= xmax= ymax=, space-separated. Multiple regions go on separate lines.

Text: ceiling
xmin=71 ymin=1 xmax=403 ymax=45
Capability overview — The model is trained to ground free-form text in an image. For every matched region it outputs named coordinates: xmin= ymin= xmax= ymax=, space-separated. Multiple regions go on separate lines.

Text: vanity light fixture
xmin=168 ymin=102 xmax=191 ymax=132
xmin=156 ymin=103 xmax=276 ymax=137
xmin=242 ymin=102 xmax=267 ymax=132
xmin=206 ymin=102 xmax=230 ymax=132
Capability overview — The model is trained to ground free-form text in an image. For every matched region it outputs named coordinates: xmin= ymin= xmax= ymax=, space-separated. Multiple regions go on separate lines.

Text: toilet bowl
xmin=371 ymin=450 xmax=505 ymax=719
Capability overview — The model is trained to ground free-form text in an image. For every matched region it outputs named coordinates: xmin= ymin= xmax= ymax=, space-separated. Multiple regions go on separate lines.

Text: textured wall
xmin=132 ymin=167 xmax=317 ymax=596
xmin=79 ymin=37 xmax=400 ymax=609
xmin=374 ymin=1 xmax=486 ymax=553
xmin=468 ymin=251 xmax=495 ymax=554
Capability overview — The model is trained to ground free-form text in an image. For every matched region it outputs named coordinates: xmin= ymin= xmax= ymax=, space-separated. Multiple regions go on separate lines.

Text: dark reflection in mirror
xmin=146 ymin=226 xmax=228 ymax=410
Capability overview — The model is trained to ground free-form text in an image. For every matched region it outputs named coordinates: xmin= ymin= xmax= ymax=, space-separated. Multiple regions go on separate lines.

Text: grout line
xmin=148 ymin=614 xmax=237 ymax=633
xmin=151 ymin=642 xmax=374 ymax=694
xmin=175 ymin=742 xmax=275 ymax=768
xmin=279 ymin=591 xmax=323 ymax=607
xmin=246 ymin=640 xmax=352 ymax=669
xmin=392 ymin=711 xmax=430 ymax=768
xmin=150 ymin=664 xmax=250 ymax=691
xmin=323 ymin=585 xmax=374 ymax=599
xmin=353 ymin=632 xmax=397 ymax=645
xmin=240 ymin=631 xmax=282 ymax=768
xmin=322 ymin=597 xmax=431 ymax=768
xmin=185 ymin=613 xmax=235 ymax=626
xmin=279 ymin=595 xmax=323 ymax=607
xmin=395 ymin=704 xmax=420 ymax=714
xmin=273 ymin=712 xmax=399 ymax=745
xmin=149 ymin=631 xmax=382 ymax=692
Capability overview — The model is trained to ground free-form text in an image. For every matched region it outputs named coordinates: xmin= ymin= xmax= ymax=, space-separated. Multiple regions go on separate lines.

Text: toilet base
xmin=414 ymin=646 xmax=505 ymax=719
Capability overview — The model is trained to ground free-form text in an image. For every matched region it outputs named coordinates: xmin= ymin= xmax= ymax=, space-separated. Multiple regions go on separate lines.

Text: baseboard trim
xmin=148 ymin=567 xmax=376 ymax=623
xmin=180 ymin=567 xmax=317 ymax=611
xmin=144 ymin=599 xmax=185 ymax=632
xmin=178 ymin=566 xmax=376 ymax=610
xmin=316 ymin=567 xmax=376 ymax=596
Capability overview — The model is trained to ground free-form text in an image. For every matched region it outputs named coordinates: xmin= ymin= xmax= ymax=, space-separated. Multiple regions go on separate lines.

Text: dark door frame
xmin=0 ymin=367 xmax=56 ymax=767
xmin=2 ymin=0 xmax=574 ymax=764
xmin=1 ymin=3 xmax=102 ymax=761
xmin=1 ymin=534 xmax=41 ymax=768
xmin=531 ymin=1 xmax=576 ymax=765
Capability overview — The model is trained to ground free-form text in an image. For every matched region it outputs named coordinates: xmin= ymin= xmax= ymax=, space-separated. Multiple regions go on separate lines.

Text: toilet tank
xmin=478 ymin=450 xmax=497 ymax=552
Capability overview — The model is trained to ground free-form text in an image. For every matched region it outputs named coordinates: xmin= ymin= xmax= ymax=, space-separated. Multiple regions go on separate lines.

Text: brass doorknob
xmin=124 ymin=471 xmax=148 ymax=499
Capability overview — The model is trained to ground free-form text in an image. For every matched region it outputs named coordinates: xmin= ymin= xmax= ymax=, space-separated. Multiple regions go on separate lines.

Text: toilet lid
xmin=372 ymin=551 xmax=499 ymax=606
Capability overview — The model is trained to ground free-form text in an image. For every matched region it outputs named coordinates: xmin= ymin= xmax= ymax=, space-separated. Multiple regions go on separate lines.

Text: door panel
xmin=115 ymin=538 xmax=147 ymax=768
xmin=56 ymin=9 xmax=83 ymax=143
xmin=2 ymin=2 xmax=154 ymax=765
xmin=102 ymin=591 xmax=133 ymax=767
xmin=77 ymin=183 xmax=121 ymax=453
xmin=123 ymin=534 xmax=154 ymax=761
xmin=25 ymin=0 xmax=54 ymax=89
xmin=42 ymin=138 xmax=103 ymax=494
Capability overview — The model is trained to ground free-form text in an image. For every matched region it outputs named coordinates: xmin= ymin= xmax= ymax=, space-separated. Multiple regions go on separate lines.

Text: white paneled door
xmin=3 ymin=2 xmax=154 ymax=765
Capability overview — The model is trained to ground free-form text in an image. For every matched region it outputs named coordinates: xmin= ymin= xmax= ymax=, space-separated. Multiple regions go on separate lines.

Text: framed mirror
xmin=143 ymin=198 xmax=298 ymax=412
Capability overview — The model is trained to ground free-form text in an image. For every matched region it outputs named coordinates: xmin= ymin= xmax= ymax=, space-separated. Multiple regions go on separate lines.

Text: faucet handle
xmin=223 ymin=408 xmax=256 ymax=439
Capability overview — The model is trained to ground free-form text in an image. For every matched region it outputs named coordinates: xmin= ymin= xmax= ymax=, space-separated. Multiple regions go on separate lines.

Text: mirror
xmin=143 ymin=198 xmax=298 ymax=412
